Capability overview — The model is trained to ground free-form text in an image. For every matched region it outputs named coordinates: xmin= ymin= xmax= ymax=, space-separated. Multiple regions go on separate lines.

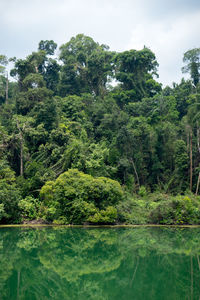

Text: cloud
xmin=126 ymin=10 xmax=200 ymax=86
xmin=0 ymin=0 xmax=200 ymax=86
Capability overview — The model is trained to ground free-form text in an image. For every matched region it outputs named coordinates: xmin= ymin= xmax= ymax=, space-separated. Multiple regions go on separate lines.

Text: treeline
xmin=0 ymin=34 xmax=200 ymax=224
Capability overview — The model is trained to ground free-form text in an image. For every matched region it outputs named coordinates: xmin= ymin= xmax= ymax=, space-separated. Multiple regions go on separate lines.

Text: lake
xmin=0 ymin=226 xmax=200 ymax=300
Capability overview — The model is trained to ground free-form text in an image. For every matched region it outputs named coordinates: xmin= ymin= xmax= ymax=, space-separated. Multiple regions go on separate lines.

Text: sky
xmin=1 ymin=0 xmax=200 ymax=87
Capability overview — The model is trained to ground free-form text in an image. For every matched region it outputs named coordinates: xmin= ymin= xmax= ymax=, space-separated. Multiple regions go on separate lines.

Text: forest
xmin=0 ymin=34 xmax=200 ymax=225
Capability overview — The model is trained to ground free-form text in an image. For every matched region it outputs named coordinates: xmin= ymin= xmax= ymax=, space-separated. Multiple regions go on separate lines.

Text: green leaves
xmin=114 ymin=47 xmax=159 ymax=100
xmin=59 ymin=34 xmax=114 ymax=97
xmin=2 ymin=35 xmax=200 ymax=225
xmin=0 ymin=55 xmax=8 ymax=75
xmin=18 ymin=196 xmax=40 ymax=220
xmin=0 ymin=159 xmax=21 ymax=223
xmin=38 ymin=40 xmax=57 ymax=56
xmin=182 ymin=48 xmax=200 ymax=86
xmin=40 ymin=169 xmax=123 ymax=224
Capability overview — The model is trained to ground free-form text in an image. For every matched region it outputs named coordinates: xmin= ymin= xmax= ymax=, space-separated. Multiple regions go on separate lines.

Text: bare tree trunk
xmin=20 ymin=138 xmax=23 ymax=176
xmin=196 ymin=173 xmax=200 ymax=195
xmin=196 ymin=122 xmax=200 ymax=195
xmin=16 ymin=120 xmax=24 ymax=177
xmin=197 ymin=122 xmax=200 ymax=153
xmin=190 ymin=129 xmax=193 ymax=191
xmin=5 ymin=72 xmax=8 ymax=104
xmin=187 ymin=131 xmax=190 ymax=153
xmin=130 ymin=158 xmax=140 ymax=188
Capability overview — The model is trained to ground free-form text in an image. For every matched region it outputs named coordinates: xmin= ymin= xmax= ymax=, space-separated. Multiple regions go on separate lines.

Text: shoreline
xmin=1 ymin=224 xmax=200 ymax=228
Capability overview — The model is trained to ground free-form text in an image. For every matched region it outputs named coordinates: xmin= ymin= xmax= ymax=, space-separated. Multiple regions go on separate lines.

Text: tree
xmin=164 ymin=79 xmax=194 ymax=119
xmin=38 ymin=40 xmax=57 ymax=56
xmin=11 ymin=41 xmax=60 ymax=93
xmin=38 ymin=41 xmax=60 ymax=93
xmin=0 ymin=55 xmax=8 ymax=75
xmin=174 ymin=140 xmax=189 ymax=191
xmin=10 ymin=51 xmax=46 ymax=90
xmin=114 ymin=47 xmax=160 ymax=100
xmin=12 ymin=115 xmax=34 ymax=176
xmin=182 ymin=48 xmax=200 ymax=86
xmin=0 ymin=55 xmax=9 ymax=103
xmin=59 ymin=34 xmax=114 ymax=97
xmin=185 ymin=93 xmax=200 ymax=192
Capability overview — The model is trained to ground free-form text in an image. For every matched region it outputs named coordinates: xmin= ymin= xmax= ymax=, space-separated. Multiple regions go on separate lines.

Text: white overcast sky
xmin=1 ymin=0 xmax=200 ymax=87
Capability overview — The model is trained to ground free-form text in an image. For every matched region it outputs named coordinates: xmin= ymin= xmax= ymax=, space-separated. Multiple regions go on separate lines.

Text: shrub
xmin=138 ymin=185 xmax=147 ymax=197
xmin=88 ymin=206 xmax=117 ymax=224
xmin=149 ymin=195 xmax=200 ymax=225
xmin=18 ymin=196 xmax=40 ymax=220
xmin=40 ymin=169 xmax=123 ymax=224
xmin=117 ymin=194 xmax=149 ymax=224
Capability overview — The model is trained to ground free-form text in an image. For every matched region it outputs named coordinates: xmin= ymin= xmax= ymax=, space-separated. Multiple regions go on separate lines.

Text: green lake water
xmin=0 ymin=226 xmax=200 ymax=300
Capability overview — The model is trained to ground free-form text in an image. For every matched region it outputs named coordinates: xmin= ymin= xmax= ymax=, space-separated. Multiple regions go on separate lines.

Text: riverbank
xmin=1 ymin=224 xmax=200 ymax=228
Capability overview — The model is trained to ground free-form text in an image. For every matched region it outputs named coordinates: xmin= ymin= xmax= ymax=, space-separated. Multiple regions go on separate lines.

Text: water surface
xmin=0 ymin=226 xmax=200 ymax=300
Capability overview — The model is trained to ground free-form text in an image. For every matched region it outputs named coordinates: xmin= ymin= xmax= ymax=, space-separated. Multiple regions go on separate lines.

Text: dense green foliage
xmin=117 ymin=192 xmax=200 ymax=225
xmin=0 ymin=35 xmax=200 ymax=224
xmin=40 ymin=169 xmax=122 ymax=224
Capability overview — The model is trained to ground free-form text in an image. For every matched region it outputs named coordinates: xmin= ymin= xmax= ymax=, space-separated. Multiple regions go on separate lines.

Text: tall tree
xmin=38 ymin=40 xmax=57 ymax=56
xmin=59 ymin=34 xmax=114 ymax=97
xmin=11 ymin=40 xmax=60 ymax=94
xmin=0 ymin=55 xmax=9 ymax=103
xmin=182 ymin=48 xmax=200 ymax=86
xmin=114 ymin=47 xmax=160 ymax=101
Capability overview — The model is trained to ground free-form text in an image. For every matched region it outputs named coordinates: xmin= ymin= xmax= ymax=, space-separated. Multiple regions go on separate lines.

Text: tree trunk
xmin=196 ymin=122 xmax=200 ymax=195
xmin=16 ymin=120 xmax=24 ymax=177
xmin=195 ymin=172 xmax=200 ymax=195
xmin=5 ymin=72 xmax=8 ymax=104
xmin=197 ymin=122 xmax=200 ymax=153
xmin=130 ymin=158 xmax=140 ymax=188
xmin=190 ymin=129 xmax=193 ymax=191
xmin=20 ymin=138 xmax=23 ymax=176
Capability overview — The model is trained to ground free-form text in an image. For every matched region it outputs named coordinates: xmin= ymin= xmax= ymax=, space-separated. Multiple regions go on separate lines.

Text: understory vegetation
xmin=0 ymin=36 xmax=200 ymax=224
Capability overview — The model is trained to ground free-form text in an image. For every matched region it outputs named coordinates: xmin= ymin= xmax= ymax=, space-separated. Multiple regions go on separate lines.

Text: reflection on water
xmin=0 ymin=226 xmax=200 ymax=300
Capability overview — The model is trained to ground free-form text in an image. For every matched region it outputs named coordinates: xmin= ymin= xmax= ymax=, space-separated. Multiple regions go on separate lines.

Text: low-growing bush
xmin=18 ymin=196 xmax=40 ymax=220
xmin=40 ymin=169 xmax=123 ymax=224
xmin=117 ymin=192 xmax=200 ymax=225
xmin=88 ymin=206 xmax=117 ymax=224
xmin=117 ymin=194 xmax=149 ymax=224
xmin=149 ymin=195 xmax=200 ymax=225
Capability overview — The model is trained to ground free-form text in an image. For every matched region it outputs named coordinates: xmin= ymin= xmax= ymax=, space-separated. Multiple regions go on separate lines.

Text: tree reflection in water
xmin=0 ymin=226 xmax=200 ymax=300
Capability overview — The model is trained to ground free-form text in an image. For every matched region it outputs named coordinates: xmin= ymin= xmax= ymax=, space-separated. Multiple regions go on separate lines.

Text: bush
xmin=18 ymin=196 xmax=40 ymax=220
xmin=117 ymin=192 xmax=200 ymax=225
xmin=149 ymin=195 xmax=200 ymax=225
xmin=88 ymin=206 xmax=117 ymax=224
xmin=138 ymin=185 xmax=148 ymax=197
xmin=40 ymin=169 xmax=123 ymax=224
xmin=117 ymin=194 xmax=149 ymax=224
